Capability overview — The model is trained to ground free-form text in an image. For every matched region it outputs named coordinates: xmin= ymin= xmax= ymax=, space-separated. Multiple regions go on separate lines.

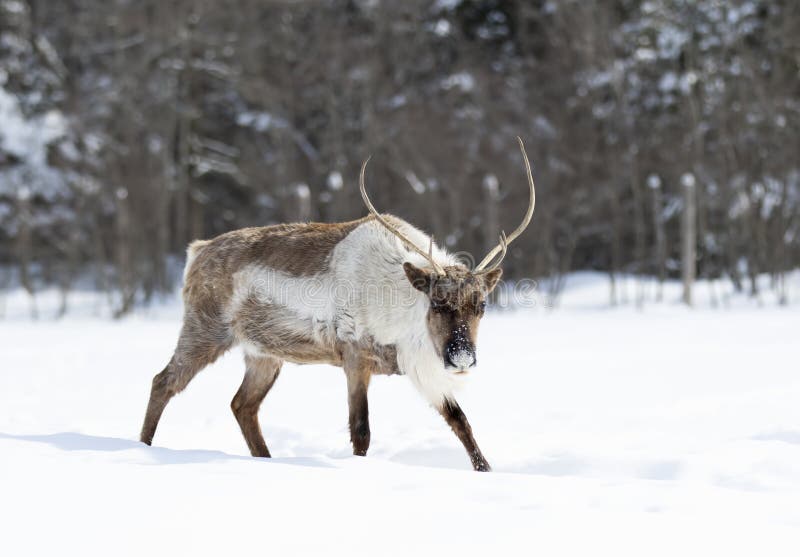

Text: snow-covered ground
xmin=1 ymin=273 xmax=799 ymax=556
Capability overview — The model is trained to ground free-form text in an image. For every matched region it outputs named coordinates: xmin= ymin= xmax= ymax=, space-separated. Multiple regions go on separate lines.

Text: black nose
xmin=444 ymin=343 xmax=476 ymax=369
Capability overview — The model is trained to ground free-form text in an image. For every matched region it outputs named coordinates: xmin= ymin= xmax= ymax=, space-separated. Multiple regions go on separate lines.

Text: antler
xmin=474 ymin=136 xmax=536 ymax=273
xmin=360 ymin=157 xmax=446 ymax=276
xmin=475 ymin=231 xmax=507 ymax=274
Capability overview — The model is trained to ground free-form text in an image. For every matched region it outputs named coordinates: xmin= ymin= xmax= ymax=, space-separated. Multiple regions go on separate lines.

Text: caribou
xmin=140 ymin=137 xmax=536 ymax=471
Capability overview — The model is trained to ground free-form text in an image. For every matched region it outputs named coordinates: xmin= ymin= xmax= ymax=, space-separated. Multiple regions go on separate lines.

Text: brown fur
xmin=140 ymin=314 xmax=233 ymax=445
xmin=231 ymin=354 xmax=282 ymax=457
xmin=440 ymin=399 xmax=491 ymax=471
xmin=232 ymin=296 xmax=341 ymax=365
xmin=343 ymin=346 xmax=374 ymax=456
xmin=140 ymin=217 xmax=500 ymax=470
xmin=365 ymin=342 xmax=400 ymax=376
xmin=404 ymin=263 xmax=502 ymax=365
xmin=182 ymin=218 xmax=371 ymax=329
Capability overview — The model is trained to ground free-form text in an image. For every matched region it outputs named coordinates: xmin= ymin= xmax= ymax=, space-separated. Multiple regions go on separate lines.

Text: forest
xmin=1 ymin=0 xmax=798 ymax=314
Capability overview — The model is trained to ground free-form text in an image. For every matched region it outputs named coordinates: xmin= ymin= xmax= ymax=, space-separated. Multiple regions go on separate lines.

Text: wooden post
xmin=648 ymin=174 xmax=666 ymax=301
xmin=291 ymin=183 xmax=311 ymax=222
xmin=681 ymin=173 xmax=696 ymax=306
xmin=16 ymin=187 xmax=37 ymax=318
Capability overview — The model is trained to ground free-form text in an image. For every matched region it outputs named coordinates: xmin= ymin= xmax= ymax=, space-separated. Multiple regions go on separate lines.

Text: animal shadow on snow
xmin=0 ymin=432 xmax=332 ymax=468
xmin=751 ymin=430 xmax=800 ymax=445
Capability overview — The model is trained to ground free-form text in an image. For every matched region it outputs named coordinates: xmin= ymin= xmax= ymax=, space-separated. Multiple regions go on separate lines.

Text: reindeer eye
xmin=477 ymin=301 xmax=487 ymax=315
xmin=431 ymin=300 xmax=449 ymax=313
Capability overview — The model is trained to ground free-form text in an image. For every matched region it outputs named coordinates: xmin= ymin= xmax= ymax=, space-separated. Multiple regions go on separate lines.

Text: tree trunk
xmin=482 ymin=173 xmax=500 ymax=268
xmin=17 ymin=191 xmax=38 ymax=318
xmin=681 ymin=174 xmax=697 ymax=306
xmin=649 ymin=176 xmax=666 ymax=302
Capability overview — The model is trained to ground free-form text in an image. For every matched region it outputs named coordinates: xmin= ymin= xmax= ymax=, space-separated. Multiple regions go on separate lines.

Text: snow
xmin=327 ymin=170 xmax=343 ymax=191
xmin=236 ymin=110 xmax=282 ymax=132
xmin=1 ymin=273 xmax=800 ymax=555
xmin=433 ymin=18 xmax=452 ymax=36
xmin=656 ymin=25 xmax=689 ymax=60
xmin=0 ymin=83 xmax=66 ymax=198
xmin=441 ymin=72 xmax=475 ymax=93
xmin=0 ymin=86 xmax=64 ymax=164
xmin=658 ymin=71 xmax=678 ymax=92
xmin=433 ymin=0 xmax=459 ymax=10
xmin=1 ymin=0 xmax=27 ymax=15
xmin=405 ymin=170 xmax=426 ymax=194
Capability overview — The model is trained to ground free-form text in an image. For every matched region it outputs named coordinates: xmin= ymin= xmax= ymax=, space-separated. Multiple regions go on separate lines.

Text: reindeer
xmin=140 ymin=138 xmax=536 ymax=471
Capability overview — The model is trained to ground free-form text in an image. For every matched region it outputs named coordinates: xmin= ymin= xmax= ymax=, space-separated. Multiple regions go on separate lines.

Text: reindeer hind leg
xmin=140 ymin=314 xmax=232 ymax=446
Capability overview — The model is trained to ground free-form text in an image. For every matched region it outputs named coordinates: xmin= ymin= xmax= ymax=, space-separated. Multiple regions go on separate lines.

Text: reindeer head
xmin=360 ymin=137 xmax=536 ymax=373
xmin=402 ymin=263 xmax=502 ymax=371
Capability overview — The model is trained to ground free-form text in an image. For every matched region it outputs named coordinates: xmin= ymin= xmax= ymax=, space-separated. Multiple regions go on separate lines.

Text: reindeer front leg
xmin=439 ymin=399 xmax=491 ymax=472
xmin=343 ymin=351 xmax=372 ymax=456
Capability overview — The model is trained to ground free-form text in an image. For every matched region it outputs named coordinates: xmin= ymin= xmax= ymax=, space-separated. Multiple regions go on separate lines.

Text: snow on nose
xmin=446 ymin=323 xmax=475 ymax=369
xmin=447 ymin=347 xmax=475 ymax=370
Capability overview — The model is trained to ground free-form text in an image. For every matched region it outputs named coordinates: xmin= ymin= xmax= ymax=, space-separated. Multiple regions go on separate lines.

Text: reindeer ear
xmin=403 ymin=262 xmax=432 ymax=293
xmin=481 ymin=268 xmax=503 ymax=293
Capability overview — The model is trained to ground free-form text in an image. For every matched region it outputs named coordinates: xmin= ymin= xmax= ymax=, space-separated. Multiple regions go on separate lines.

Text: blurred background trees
xmin=1 ymin=0 xmax=798 ymax=313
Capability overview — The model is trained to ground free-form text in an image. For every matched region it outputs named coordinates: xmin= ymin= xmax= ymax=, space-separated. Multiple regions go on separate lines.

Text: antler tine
xmin=475 ymin=230 xmax=507 ymax=274
xmin=474 ymin=136 xmax=537 ymax=272
xmin=360 ymin=157 xmax=446 ymax=276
